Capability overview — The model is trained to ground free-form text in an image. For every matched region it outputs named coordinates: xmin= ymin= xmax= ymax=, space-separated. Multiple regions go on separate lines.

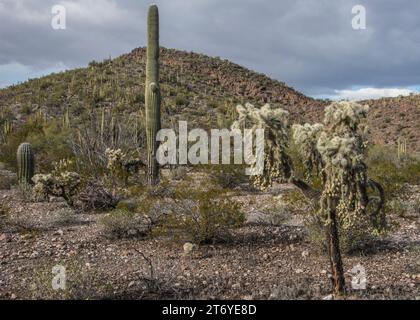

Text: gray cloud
xmin=1 ymin=0 xmax=420 ymax=97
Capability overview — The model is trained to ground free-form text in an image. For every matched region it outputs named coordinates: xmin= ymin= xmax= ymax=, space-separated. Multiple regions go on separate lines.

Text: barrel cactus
xmin=17 ymin=142 xmax=35 ymax=187
xmin=145 ymin=4 xmax=161 ymax=185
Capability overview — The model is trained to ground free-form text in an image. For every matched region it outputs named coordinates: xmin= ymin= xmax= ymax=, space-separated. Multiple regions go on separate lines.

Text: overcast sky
xmin=1 ymin=0 xmax=420 ymax=100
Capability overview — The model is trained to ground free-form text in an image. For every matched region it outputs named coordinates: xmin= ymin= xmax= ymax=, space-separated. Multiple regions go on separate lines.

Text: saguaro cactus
xmin=17 ymin=142 xmax=34 ymax=187
xmin=145 ymin=4 xmax=161 ymax=185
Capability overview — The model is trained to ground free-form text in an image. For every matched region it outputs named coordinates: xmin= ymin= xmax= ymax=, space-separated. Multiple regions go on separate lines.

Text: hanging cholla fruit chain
xmin=17 ymin=142 xmax=35 ymax=188
xmin=145 ymin=4 xmax=161 ymax=185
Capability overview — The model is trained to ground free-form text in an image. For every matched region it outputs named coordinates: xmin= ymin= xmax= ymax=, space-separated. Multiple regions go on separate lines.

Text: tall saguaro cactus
xmin=145 ymin=4 xmax=161 ymax=185
xmin=17 ymin=142 xmax=34 ymax=187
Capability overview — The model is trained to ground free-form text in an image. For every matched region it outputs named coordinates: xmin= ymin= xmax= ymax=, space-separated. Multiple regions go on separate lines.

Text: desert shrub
xmin=175 ymin=93 xmax=188 ymax=106
xmin=254 ymin=202 xmax=291 ymax=226
xmin=99 ymin=198 xmax=168 ymax=239
xmin=367 ymin=144 xmax=420 ymax=198
xmin=169 ymin=165 xmax=187 ymax=181
xmin=207 ymin=164 xmax=248 ymax=189
xmin=0 ymin=204 xmax=10 ymax=232
xmin=29 ymin=122 xmax=74 ymax=172
xmin=386 ymin=195 xmax=420 ymax=218
xmin=29 ymin=259 xmax=112 ymax=300
xmin=157 ymin=187 xmax=245 ymax=244
xmin=0 ymin=120 xmax=73 ymax=173
xmin=0 ymin=170 xmax=17 ymax=190
xmin=76 ymin=181 xmax=118 ymax=212
xmin=50 ymin=207 xmax=78 ymax=227
xmin=100 ymin=209 xmax=151 ymax=239
xmin=0 ymin=121 xmax=43 ymax=169
xmin=144 ymin=179 xmax=175 ymax=199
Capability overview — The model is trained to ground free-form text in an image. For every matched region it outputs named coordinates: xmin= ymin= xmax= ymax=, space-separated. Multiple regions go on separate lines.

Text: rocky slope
xmin=0 ymin=47 xmax=419 ymax=152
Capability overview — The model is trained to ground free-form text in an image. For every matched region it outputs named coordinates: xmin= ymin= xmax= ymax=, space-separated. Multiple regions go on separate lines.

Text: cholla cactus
xmin=316 ymin=101 xmax=374 ymax=295
xmin=323 ymin=101 xmax=369 ymax=133
xmin=105 ymin=148 xmax=126 ymax=171
xmin=292 ymin=123 xmax=324 ymax=177
xmin=232 ymin=103 xmax=292 ymax=189
xmin=33 ymin=171 xmax=81 ymax=206
xmin=317 ymin=102 xmax=372 ymax=228
xmin=232 ymin=100 xmax=385 ymax=296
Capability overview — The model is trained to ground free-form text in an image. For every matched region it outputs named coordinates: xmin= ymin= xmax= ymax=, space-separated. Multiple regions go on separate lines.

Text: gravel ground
xmin=0 ymin=185 xmax=419 ymax=300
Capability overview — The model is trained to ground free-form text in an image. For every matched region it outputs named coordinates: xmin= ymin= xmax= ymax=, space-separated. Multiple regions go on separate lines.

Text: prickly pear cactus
xmin=232 ymin=103 xmax=292 ymax=189
xmin=17 ymin=142 xmax=34 ymax=187
xmin=145 ymin=4 xmax=161 ymax=185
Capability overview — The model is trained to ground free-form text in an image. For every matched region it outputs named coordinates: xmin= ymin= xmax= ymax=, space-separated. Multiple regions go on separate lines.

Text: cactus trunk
xmin=17 ymin=142 xmax=34 ymax=188
xmin=325 ymin=196 xmax=346 ymax=295
xmin=145 ymin=4 xmax=161 ymax=185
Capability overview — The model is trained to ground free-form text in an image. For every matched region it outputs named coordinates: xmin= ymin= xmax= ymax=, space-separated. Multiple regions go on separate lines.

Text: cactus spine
xmin=145 ymin=4 xmax=161 ymax=185
xmin=17 ymin=142 xmax=34 ymax=187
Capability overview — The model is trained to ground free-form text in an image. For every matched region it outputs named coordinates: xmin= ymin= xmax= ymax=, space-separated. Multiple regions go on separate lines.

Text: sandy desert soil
xmin=0 ymin=181 xmax=419 ymax=300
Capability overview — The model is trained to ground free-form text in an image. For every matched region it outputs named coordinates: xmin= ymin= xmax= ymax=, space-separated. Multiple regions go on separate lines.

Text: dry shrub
xmin=75 ymin=180 xmax=118 ymax=212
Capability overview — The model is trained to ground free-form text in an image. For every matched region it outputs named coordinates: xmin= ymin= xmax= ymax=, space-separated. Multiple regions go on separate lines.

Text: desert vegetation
xmin=0 ymin=5 xmax=418 ymax=300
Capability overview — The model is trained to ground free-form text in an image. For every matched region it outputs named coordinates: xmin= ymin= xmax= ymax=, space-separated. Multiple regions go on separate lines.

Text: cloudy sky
xmin=1 ymin=0 xmax=420 ymax=100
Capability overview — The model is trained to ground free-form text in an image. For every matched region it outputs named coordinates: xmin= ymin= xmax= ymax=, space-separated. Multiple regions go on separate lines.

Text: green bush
xmin=29 ymin=259 xmax=112 ymax=300
xmin=0 ymin=204 xmax=10 ymax=232
xmin=207 ymin=164 xmax=248 ymax=190
xmin=158 ymin=187 xmax=245 ymax=244
xmin=367 ymin=144 xmax=420 ymax=198
xmin=100 ymin=209 xmax=149 ymax=239
xmin=175 ymin=93 xmax=188 ymax=106
xmin=0 ymin=120 xmax=73 ymax=173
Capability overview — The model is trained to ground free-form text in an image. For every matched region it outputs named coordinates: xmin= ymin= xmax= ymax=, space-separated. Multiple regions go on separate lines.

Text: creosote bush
xmin=157 ymin=187 xmax=245 ymax=244
xmin=100 ymin=182 xmax=244 ymax=244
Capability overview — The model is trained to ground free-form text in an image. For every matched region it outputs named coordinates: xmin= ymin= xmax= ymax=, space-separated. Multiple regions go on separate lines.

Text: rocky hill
xmin=0 ymin=47 xmax=419 ymax=152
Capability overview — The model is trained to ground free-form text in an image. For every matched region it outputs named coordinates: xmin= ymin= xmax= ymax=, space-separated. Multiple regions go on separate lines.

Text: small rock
xmin=232 ymin=283 xmax=241 ymax=290
xmin=295 ymin=269 xmax=304 ymax=274
xmin=183 ymin=242 xmax=196 ymax=255
xmin=53 ymin=229 xmax=64 ymax=236
xmin=323 ymin=294 xmax=333 ymax=300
